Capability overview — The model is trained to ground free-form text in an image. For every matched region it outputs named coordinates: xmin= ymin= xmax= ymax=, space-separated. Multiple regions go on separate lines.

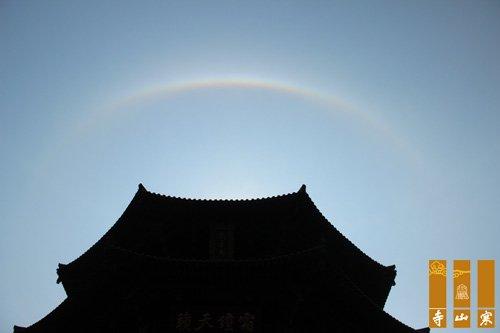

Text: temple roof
xmin=57 ymin=184 xmax=396 ymax=307
xmin=15 ymin=184 xmax=428 ymax=333
xmin=18 ymin=243 xmax=425 ymax=333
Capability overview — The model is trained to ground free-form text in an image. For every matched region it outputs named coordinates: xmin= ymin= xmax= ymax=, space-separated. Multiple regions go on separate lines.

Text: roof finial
xmin=138 ymin=183 xmax=147 ymax=192
xmin=299 ymin=184 xmax=307 ymax=193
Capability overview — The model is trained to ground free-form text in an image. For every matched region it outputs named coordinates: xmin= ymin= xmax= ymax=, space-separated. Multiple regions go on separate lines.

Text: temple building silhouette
xmin=14 ymin=184 xmax=429 ymax=332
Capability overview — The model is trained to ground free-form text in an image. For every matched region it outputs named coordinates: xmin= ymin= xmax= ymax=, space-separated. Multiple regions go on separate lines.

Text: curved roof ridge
xmin=139 ymin=183 xmax=304 ymax=203
xmin=351 ymin=277 xmax=425 ymax=332
xmin=14 ymin=298 xmax=72 ymax=332
xmin=321 ymin=255 xmax=423 ymax=332
xmin=59 ymin=184 xmax=306 ymax=280
xmin=57 ymin=186 xmax=147 ymax=282
xmin=301 ymin=189 xmax=391 ymax=271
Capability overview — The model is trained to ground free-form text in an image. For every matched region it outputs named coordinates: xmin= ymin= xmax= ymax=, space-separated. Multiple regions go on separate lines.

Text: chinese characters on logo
xmin=433 ymin=309 xmax=444 ymax=327
xmin=429 ymin=259 xmax=495 ymax=329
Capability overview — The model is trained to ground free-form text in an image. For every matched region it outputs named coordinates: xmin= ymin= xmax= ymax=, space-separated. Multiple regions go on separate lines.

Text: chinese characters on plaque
xmin=175 ymin=311 xmax=256 ymax=332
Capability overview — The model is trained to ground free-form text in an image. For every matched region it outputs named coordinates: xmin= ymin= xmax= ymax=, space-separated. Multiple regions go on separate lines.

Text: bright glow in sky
xmin=1 ymin=1 xmax=499 ymax=332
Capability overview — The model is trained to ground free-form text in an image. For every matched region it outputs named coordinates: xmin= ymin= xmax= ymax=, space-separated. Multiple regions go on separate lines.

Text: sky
xmin=1 ymin=1 xmax=499 ymax=332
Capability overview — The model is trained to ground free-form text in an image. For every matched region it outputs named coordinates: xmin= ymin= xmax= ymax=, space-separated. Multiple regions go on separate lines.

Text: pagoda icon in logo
xmin=456 ymin=284 xmax=469 ymax=300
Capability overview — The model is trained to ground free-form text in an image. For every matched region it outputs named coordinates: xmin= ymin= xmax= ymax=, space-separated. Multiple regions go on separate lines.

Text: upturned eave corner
xmin=138 ymin=183 xmax=147 ymax=193
xmin=13 ymin=325 xmax=26 ymax=333
xmin=56 ymin=263 xmax=67 ymax=284
xmin=387 ymin=264 xmax=397 ymax=286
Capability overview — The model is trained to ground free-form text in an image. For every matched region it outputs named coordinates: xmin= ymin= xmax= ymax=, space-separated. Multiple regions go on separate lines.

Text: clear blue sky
xmin=1 ymin=1 xmax=499 ymax=332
